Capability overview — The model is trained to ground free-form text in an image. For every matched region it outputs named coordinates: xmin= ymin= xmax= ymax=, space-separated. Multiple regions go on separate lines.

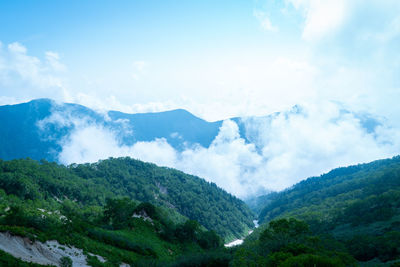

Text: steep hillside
xmin=0 ymin=186 xmax=228 ymax=266
xmin=258 ymin=156 xmax=400 ymax=224
xmin=0 ymin=157 xmax=254 ymax=240
xmin=253 ymin=156 xmax=400 ymax=264
xmin=0 ymin=157 xmax=255 ymax=265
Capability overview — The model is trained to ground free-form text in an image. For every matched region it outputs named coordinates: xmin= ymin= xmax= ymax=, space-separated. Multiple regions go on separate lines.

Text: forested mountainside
xmin=0 ymin=157 xmax=256 ymax=266
xmin=238 ymin=156 xmax=400 ymax=265
xmin=0 ymin=158 xmax=254 ymax=241
xmin=258 ymin=156 xmax=400 ymax=225
xmin=2 ymin=153 xmax=400 ymax=266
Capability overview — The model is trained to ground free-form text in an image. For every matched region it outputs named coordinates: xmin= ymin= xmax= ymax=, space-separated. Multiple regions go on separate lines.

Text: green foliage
xmin=59 ymin=256 xmax=72 ymax=267
xmin=231 ymin=246 xmax=267 ymax=267
xmin=170 ymin=251 xmax=232 ymax=267
xmin=256 ymin=155 xmax=400 ymax=263
xmin=0 ymin=249 xmax=50 ymax=267
xmin=0 ymin=158 xmax=231 ymax=266
xmin=175 ymin=220 xmax=200 ymax=242
xmin=197 ymin=230 xmax=222 ymax=250
xmin=279 ymin=253 xmax=345 ymax=267
xmin=0 ymin=157 xmax=254 ymax=239
xmin=346 ymin=231 xmax=400 ymax=262
xmin=88 ymin=228 xmax=157 ymax=257
xmin=259 ymin=218 xmax=310 ymax=254
xmin=259 ymin=156 xmax=400 ymax=225
xmin=134 ymin=202 xmax=158 ymax=220
xmin=233 ymin=218 xmax=356 ymax=267
xmin=103 ymin=198 xmax=136 ymax=229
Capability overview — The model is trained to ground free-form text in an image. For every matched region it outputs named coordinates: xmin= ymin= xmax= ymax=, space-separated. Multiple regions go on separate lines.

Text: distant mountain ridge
xmin=0 ymin=98 xmax=379 ymax=165
xmin=0 ymin=99 xmax=226 ymax=162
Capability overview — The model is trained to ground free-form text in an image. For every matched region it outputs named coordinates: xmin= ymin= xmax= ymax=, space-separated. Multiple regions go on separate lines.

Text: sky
xmin=1 ymin=0 xmax=400 ymax=197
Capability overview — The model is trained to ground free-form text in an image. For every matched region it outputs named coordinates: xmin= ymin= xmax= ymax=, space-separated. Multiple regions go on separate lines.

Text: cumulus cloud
xmin=0 ymin=41 xmax=67 ymax=102
xmin=284 ymin=0 xmax=400 ymax=44
xmin=45 ymin=101 xmax=400 ymax=199
xmin=286 ymin=0 xmax=348 ymax=41
xmin=244 ymin=102 xmax=400 ymax=191
xmin=45 ymin=51 xmax=67 ymax=72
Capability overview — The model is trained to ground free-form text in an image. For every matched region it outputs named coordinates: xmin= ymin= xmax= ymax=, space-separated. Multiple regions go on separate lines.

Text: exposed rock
xmin=0 ymin=232 xmax=104 ymax=266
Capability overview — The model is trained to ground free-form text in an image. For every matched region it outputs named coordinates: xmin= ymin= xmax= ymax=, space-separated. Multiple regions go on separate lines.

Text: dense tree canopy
xmin=0 ymin=157 xmax=254 ymax=240
xmin=255 ymin=155 xmax=400 ymax=264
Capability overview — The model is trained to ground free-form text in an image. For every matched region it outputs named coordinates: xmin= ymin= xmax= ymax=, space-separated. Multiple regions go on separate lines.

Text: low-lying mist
xmin=39 ymin=101 xmax=400 ymax=199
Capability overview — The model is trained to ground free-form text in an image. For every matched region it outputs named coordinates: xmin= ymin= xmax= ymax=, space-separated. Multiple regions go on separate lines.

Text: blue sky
xmin=0 ymin=0 xmax=399 ymax=121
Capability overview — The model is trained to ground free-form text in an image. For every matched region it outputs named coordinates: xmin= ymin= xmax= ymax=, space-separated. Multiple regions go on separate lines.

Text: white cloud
xmin=285 ymin=0 xmax=348 ymax=41
xmin=59 ymin=125 xmax=121 ymax=164
xmin=47 ymin=101 xmax=400 ymax=199
xmin=249 ymin=102 xmax=400 ymax=191
xmin=284 ymin=0 xmax=400 ymax=45
xmin=8 ymin=42 xmax=27 ymax=54
xmin=57 ymin=123 xmax=178 ymax=167
xmin=45 ymin=51 xmax=66 ymax=72
xmin=254 ymin=10 xmax=278 ymax=32
xmin=0 ymin=41 xmax=67 ymax=102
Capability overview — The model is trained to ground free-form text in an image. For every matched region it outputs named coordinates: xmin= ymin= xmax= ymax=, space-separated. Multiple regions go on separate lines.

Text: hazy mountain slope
xmin=0 ymin=99 xmax=107 ymax=162
xmin=0 ymin=99 xmax=56 ymax=161
xmin=0 ymin=100 xmax=380 ymax=162
xmin=0 ymin=99 xmax=228 ymax=162
xmin=108 ymin=109 xmax=222 ymax=149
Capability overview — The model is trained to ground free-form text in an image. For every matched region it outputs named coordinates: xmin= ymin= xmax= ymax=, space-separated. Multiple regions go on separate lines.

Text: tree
xmin=198 ymin=230 xmax=222 ymax=249
xmin=259 ymin=218 xmax=310 ymax=254
xmin=103 ymin=198 xmax=136 ymax=229
xmin=175 ymin=220 xmax=200 ymax=242
xmin=60 ymin=256 xmax=73 ymax=267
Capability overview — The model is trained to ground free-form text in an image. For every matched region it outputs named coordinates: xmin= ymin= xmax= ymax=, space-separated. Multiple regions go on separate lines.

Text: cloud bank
xmin=42 ymin=102 xmax=400 ymax=199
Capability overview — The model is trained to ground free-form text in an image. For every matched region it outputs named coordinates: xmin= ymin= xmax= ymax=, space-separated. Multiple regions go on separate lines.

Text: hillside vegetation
xmin=0 ymin=157 xmax=255 ymax=266
xmin=251 ymin=156 xmax=400 ymax=264
xmin=0 ymin=157 xmax=253 ymax=241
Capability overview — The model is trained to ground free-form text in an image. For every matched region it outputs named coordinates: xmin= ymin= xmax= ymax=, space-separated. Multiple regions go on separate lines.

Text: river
xmin=224 ymin=220 xmax=259 ymax=247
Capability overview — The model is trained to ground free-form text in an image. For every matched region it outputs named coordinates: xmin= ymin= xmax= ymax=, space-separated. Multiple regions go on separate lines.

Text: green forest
xmin=1 ymin=156 xmax=400 ymax=266
xmin=0 ymin=157 xmax=254 ymax=240
xmin=245 ymin=156 xmax=400 ymax=266
xmin=0 ymin=157 xmax=249 ymax=266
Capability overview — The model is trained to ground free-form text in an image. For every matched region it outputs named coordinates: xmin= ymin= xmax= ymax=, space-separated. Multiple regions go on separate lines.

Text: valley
xmin=0 ymin=100 xmax=399 ymax=266
xmin=0 ymin=155 xmax=399 ymax=266
xmin=1 ymin=1 xmax=399 ymax=266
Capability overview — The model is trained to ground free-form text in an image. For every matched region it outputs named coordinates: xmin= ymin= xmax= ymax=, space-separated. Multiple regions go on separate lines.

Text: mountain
xmin=0 ymin=99 xmax=229 ymax=163
xmin=0 ymin=157 xmax=254 ymax=265
xmin=0 ymin=157 xmax=254 ymax=240
xmin=246 ymin=156 xmax=400 ymax=264
xmin=0 ymin=98 xmax=379 ymax=160
xmin=107 ymin=109 xmax=222 ymax=149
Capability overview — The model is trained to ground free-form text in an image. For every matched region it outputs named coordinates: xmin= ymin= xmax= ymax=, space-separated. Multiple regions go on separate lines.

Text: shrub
xmin=60 ymin=256 xmax=73 ymax=267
